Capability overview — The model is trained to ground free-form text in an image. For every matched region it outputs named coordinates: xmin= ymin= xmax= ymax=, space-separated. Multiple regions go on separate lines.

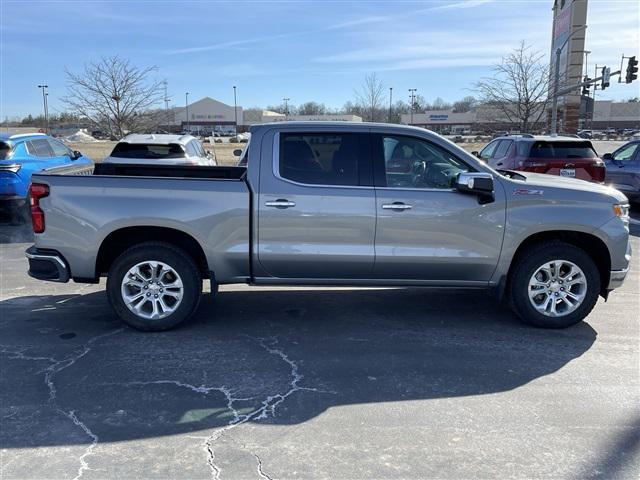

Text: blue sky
xmin=1 ymin=0 xmax=638 ymax=118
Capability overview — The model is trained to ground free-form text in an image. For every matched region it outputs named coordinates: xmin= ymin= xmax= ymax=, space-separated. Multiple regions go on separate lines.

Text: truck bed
xmin=39 ymin=162 xmax=247 ymax=180
xmin=31 ymin=162 xmax=251 ymax=283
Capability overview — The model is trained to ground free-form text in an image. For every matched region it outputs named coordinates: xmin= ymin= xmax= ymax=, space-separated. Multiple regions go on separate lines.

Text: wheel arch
xmin=505 ymin=230 xmax=611 ymax=297
xmin=96 ymin=226 xmax=210 ymax=279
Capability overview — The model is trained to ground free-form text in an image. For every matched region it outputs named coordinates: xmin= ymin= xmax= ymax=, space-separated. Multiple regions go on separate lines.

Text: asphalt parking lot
xmin=1 ymin=218 xmax=639 ymax=479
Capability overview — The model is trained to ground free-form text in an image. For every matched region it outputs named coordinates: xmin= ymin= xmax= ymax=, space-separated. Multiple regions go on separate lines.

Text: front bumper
xmin=25 ymin=246 xmax=70 ymax=283
xmin=608 ymin=267 xmax=629 ymax=290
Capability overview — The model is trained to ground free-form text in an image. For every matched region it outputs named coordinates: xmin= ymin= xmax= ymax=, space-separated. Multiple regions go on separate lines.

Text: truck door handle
xmin=382 ymin=202 xmax=412 ymax=211
xmin=265 ymin=199 xmax=296 ymax=208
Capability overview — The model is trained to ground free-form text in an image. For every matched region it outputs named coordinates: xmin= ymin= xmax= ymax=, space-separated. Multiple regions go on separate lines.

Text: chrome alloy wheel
xmin=528 ymin=260 xmax=587 ymax=317
xmin=121 ymin=261 xmax=184 ymax=320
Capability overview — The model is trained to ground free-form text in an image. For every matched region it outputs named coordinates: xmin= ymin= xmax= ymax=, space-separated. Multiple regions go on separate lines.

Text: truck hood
xmin=505 ymin=171 xmax=628 ymax=203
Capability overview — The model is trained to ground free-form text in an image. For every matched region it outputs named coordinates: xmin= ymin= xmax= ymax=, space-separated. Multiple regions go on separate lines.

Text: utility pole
xmin=408 ymin=88 xmax=417 ymax=125
xmin=283 ymin=97 xmax=290 ymax=119
xmin=185 ymin=92 xmax=190 ymax=132
xmin=37 ymin=85 xmax=48 ymax=133
xmin=388 ymin=87 xmax=393 ymax=123
xmin=233 ymin=86 xmax=238 ymax=135
xmin=550 ymin=25 xmax=587 ymax=135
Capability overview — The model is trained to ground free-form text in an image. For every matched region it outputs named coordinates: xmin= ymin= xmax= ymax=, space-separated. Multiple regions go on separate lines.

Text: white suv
xmin=104 ymin=134 xmax=216 ymax=166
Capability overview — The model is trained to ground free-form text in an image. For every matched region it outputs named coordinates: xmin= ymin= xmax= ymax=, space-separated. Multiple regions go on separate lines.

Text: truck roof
xmin=118 ymin=134 xmax=196 ymax=145
xmin=250 ymin=121 xmax=433 ymax=133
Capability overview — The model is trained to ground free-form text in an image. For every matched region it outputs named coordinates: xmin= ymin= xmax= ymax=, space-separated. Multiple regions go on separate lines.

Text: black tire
xmin=106 ymin=242 xmax=202 ymax=331
xmin=508 ymin=241 xmax=601 ymax=328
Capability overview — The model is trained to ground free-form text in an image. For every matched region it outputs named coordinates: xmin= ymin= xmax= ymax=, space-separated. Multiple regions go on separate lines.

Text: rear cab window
xmin=110 ymin=143 xmax=186 ymax=159
xmin=278 ymin=133 xmax=368 ymax=186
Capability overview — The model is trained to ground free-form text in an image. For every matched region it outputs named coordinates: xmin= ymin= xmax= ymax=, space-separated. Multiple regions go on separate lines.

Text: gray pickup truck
xmin=25 ymin=122 xmax=631 ymax=331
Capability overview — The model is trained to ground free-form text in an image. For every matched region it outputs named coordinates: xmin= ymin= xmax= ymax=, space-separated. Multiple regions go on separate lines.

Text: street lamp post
xmin=185 ymin=92 xmax=190 ymax=132
xmin=408 ymin=88 xmax=417 ymax=125
xmin=283 ymin=98 xmax=290 ymax=119
xmin=37 ymin=85 xmax=48 ymax=133
xmin=550 ymin=26 xmax=587 ymax=135
xmin=388 ymin=87 xmax=393 ymax=123
xmin=233 ymin=86 xmax=238 ymax=135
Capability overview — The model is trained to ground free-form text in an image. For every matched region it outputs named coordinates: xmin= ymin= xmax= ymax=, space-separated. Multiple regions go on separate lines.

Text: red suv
xmin=478 ymin=135 xmax=605 ymax=183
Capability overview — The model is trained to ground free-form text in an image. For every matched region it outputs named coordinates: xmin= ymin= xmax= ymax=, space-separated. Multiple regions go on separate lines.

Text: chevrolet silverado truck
xmin=25 ymin=122 xmax=631 ymax=331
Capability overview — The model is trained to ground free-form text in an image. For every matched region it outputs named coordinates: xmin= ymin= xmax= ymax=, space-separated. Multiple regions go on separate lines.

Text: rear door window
xmin=110 ymin=143 xmax=186 ymax=159
xmin=27 ymin=139 xmax=55 ymax=158
xmin=530 ymin=141 xmax=597 ymax=159
xmin=279 ymin=133 xmax=367 ymax=186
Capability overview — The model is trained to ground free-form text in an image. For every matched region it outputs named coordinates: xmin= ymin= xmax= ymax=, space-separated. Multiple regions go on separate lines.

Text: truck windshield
xmin=110 ymin=143 xmax=186 ymax=159
xmin=529 ymin=141 xmax=597 ymax=159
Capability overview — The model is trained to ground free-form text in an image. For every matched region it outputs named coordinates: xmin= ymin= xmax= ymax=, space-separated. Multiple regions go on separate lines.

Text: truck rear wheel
xmin=508 ymin=241 xmax=601 ymax=328
xmin=106 ymin=242 xmax=202 ymax=331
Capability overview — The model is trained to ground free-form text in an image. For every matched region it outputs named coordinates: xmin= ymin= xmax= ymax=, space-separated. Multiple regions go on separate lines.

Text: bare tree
xmin=452 ymin=96 xmax=477 ymax=113
xmin=474 ymin=41 xmax=550 ymax=133
xmin=297 ymin=101 xmax=327 ymax=116
xmin=355 ymin=73 xmax=385 ymax=122
xmin=63 ymin=56 xmax=163 ymax=138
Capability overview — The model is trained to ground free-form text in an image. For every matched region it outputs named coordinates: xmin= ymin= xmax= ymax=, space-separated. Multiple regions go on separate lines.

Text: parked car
xmin=477 ymin=134 xmax=605 ymax=183
xmin=25 ymin=123 xmax=630 ymax=332
xmin=104 ymin=134 xmax=216 ymax=167
xmin=577 ymin=130 xmax=593 ymax=139
xmin=603 ymin=140 xmax=640 ymax=204
xmin=0 ymin=133 xmax=92 ymax=222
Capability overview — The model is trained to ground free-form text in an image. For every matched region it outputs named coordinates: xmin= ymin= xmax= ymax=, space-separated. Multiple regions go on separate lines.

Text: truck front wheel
xmin=508 ymin=241 xmax=601 ymax=328
xmin=106 ymin=242 xmax=202 ymax=331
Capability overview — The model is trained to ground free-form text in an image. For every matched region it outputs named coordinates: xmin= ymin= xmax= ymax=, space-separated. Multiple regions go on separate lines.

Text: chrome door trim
xmin=264 ymin=200 xmax=296 ymax=208
xmin=381 ymin=203 xmax=412 ymax=210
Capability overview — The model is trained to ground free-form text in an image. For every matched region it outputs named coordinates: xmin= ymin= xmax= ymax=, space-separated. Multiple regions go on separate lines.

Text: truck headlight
xmin=613 ymin=204 xmax=630 ymax=222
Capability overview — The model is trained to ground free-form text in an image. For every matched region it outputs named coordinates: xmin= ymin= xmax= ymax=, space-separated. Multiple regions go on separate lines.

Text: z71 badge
xmin=513 ymin=188 xmax=544 ymax=196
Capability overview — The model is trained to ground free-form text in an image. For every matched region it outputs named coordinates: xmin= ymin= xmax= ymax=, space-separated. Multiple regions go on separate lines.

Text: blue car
xmin=0 ymin=133 xmax=93 ymax=220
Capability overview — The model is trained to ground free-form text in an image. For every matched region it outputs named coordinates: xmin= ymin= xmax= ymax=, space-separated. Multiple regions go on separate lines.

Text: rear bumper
xmin=0 ymin=196 xmax=27 ymax=212
xmin=25 ymin=246 xmax=70 ymax=283
xmin=608 ymin=267 xmax=629 ymax=290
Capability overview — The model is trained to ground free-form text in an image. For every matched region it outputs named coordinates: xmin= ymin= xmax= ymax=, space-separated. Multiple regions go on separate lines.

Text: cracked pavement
xmin=1 ymin=223 xmax=639 ymax=479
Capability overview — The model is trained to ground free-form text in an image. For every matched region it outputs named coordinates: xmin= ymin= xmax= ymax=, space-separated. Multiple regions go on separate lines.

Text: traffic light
xmin=626 ymin=56 xmax=638 ymax=84
xmin=601 ymin=67 xmax=610 ymax=90
xmin=582 ymin=76 xmax=591 ymax=96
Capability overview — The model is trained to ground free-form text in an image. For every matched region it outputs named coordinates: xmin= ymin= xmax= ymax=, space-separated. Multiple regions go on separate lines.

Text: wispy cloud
xmin=426 ymin=0 xmax=493 ymax=12
xmin=165 ymin=0 xmax=494 ymax=56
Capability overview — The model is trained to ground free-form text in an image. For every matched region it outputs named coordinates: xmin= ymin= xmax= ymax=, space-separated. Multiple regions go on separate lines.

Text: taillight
xmin=29 ymin=183 xmax=49 ymax=233
xmin=592 ymin=162 xmax=606 ymax=183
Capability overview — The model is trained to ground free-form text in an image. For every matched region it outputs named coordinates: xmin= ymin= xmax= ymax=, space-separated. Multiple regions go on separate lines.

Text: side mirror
xmin=71 ymin=150 xmax=82 ymax=160
xmin=456 ymin=172 xmax=494 ymax=204
xmin=602 ymin=153 xmax=613 ymax=161
xmin=471 ymin=151 xmax=480 ymax=157
xmin=233 ymin=149 xmax=243 ymax=157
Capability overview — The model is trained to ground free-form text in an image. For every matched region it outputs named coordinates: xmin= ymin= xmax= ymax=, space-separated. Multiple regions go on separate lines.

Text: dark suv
xmin=478 ymin=135 xmax=605 ymax=183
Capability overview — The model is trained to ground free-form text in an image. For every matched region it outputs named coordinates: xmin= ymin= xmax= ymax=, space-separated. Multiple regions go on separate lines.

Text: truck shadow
xmin=0 ymin=287 xmax=597 ymax=449
xmin=0 ymin=214 xmax=33 ymax=244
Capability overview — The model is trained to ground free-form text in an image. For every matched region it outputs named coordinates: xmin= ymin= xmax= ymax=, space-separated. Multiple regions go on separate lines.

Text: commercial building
xmin=165 ymin=97 xmax=243 ymax=133
xmin=401 ymin=101 xmax=639 ymax=133
xmin=243 ymin=109 xmax=362 ymax=124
